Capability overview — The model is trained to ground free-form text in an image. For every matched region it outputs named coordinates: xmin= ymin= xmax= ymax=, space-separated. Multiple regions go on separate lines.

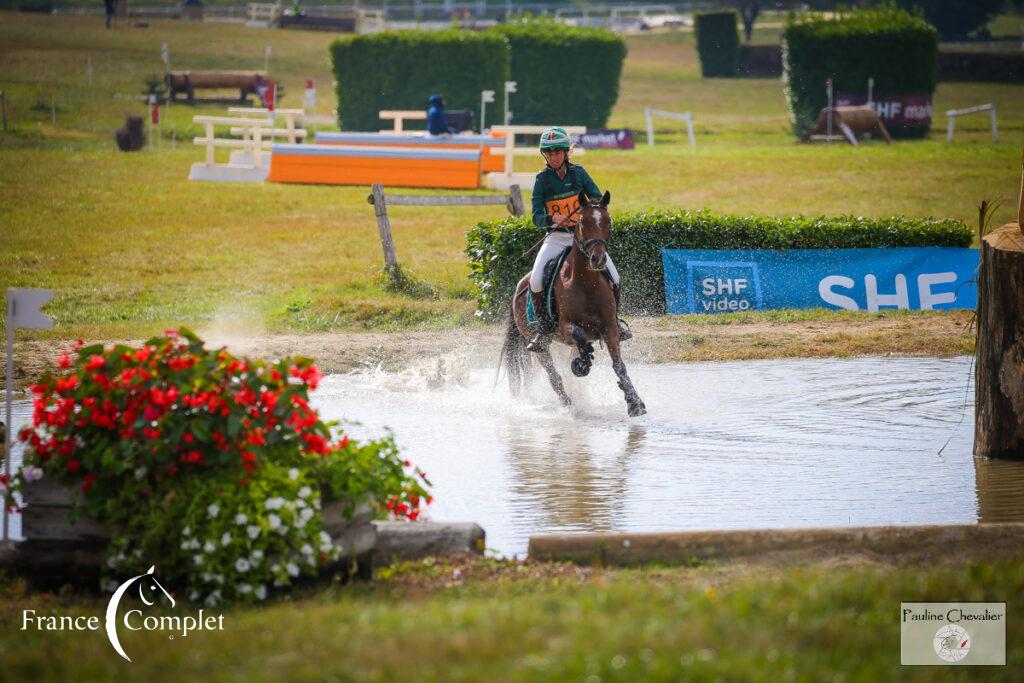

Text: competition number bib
xmin=546 ymin=194 xmax=580 ymax=222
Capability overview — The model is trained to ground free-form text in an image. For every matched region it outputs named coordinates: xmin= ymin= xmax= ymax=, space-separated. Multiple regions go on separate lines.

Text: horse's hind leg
xmin=537 ymin=349 xmax=572 ymax=407
xmin=607 ymin=336 xmax=646 ymax=417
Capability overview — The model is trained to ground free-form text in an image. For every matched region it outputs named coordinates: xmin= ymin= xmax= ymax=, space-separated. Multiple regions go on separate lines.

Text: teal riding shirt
xmin=531 ymin=161 xmax=601 ymax=229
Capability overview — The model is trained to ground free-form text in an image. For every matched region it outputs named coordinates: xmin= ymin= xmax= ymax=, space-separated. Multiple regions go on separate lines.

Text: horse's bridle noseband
xmin=572 ymin=204 xmax=608 ymax=260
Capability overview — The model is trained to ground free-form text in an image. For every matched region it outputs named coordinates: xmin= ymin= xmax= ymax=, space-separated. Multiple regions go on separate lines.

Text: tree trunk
xmin=740 ymin=4 xmax=760 ymax=43
xmin=975 ymin=221 xmax=1024 ymax=458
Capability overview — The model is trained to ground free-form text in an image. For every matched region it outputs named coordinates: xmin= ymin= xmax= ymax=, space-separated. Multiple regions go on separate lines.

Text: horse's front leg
xmin=537 ymin=348 xmax=572 ymax=407
xmin=606 ymin=332 xmax=646 ymax=417
xmin=566 ymin=324 xmax=595 ymax=377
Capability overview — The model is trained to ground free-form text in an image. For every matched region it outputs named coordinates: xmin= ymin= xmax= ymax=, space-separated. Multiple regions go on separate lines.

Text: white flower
xmin=235 ymin=558 xmax=251 ymax=573
xmin=193 ymin=555 xmax=204 ymax=566
xmin=205 ymin=590 xmax=221 ymax=606
xmin=267 ymin=514 xmax=281 ymax=530
xmin=201 ymin=572 xmax=213 ymax=583
xmin=180 ymin=540 xmax=190 ymax=550
xmin=288 ymin=468 xmax=299 ymax=480
xmin=221 ymin=532 xmax=232 ymax=546
xmin=300 ymin=544 xmax=313 ymax=556
xmin=182 ymin=526 xmax=191 ymax=537
xmin=204 ymin=541 xmax=216 ymax=553
xmin=301 ymin=507 xmax=314 ymax=521
xmin=214 ymin=574 xmax=224 ymax=585
xmin=235 ymin=513 xmax=248 ymax=525
xmin=252 ymin=549 xmax=264 ymax=559
xmin=286 ymin=562 xmax=299 ymax=577
xmin=294 ymin=515 xmax=308 ymax=529
xmin=189 ymin=539 xmax=202 ymax=550
xmin=247 ymin=525 xmax=261 ymax=539
xmin=106 ymin=556 xmax=118 ymax=569
xmin=255 ymin=585 xmax=267 ymax=600
xmin=319 ymin=531 xmax=331 ymax=544
xmin=21 ymin=466 xmax=44 ymax=482
xmin=207 ymin=504 xmax=220 ymax=519
xmin=264 ymin=497 xmax=285 ymax=511
xmin=298 ymin=486 xmax=312 ymax=499
xmin=189 ymin=591 xmax=200 ymax=601
xmin=238 ymin=583 xmax=252 ymax=594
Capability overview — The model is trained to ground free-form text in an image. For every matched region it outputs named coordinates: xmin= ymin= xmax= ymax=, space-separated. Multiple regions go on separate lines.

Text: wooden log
xmin=166 ymin=71 xmax=268 ymax=90
xmin=529 ymin=524 xmax=1024 ymax=567
xmin=975 ymin=199 xmax=1024 ymax=458
xmin=370 ymin=184 xmax=399 ymax=273
xmin=372 ymin=521 xmax=485 ymax=565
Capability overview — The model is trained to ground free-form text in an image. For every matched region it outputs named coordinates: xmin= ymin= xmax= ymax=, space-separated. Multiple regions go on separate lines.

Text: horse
xmin=501 ymin=189 xmax=647 ymax=417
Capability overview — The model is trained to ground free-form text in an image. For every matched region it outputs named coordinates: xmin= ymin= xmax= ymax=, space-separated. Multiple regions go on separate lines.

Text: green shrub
xmin=891 ymin=0 xmax=1003 ymax=40
xmin=330 ymin=30 xmax=508 ymax=132
xmin=465 ymin=211 xmax=972 ymax=317
xmin=493 ymin=19 xmax=627 ymax=128
xmin=695 ymin=11 xmax=740 ymax=78
xmin=783 ymin=6 xmax=938 ymax=138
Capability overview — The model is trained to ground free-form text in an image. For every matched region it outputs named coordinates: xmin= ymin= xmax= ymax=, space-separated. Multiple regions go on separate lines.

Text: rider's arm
xmin=531 ymin=173 xmax=553 ymax=229
xmin=578 ymin=167 xmax=601 ymax=201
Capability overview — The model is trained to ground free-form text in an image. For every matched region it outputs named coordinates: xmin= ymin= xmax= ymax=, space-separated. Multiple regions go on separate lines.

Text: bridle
xmin=572 ymin=203 xmax=609 ymax=262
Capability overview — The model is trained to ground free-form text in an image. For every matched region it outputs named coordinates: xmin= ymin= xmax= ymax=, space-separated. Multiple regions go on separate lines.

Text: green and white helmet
xmin=539 ymin=127 xmax=571 ymax=151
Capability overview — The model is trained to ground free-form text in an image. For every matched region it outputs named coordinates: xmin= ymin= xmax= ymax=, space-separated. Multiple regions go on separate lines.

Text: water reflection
xmin=975 ymin=455 xmax=1024 ymax=523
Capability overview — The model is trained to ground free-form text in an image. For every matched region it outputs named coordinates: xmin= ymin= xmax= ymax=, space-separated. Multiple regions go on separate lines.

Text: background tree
xmin=887 ymin=0 xmax=1005 ymax=40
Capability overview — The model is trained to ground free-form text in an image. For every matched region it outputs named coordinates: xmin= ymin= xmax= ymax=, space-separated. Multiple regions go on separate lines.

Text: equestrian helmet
xmin=539 ymin=127 xmax=571 ymax=151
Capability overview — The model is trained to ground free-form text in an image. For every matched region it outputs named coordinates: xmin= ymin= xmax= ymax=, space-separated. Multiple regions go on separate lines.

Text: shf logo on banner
xmin=685 ymin=261 xmax=764 ymax=313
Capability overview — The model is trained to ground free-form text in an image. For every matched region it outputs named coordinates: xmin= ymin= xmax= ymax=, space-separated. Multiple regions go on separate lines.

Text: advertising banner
xmin=835 ymin=93 xmax=933 ymax=131
xmin=572 ymin=129 xmax=635 ymax=150
xmin=662 ymin=247 xmax=978 ymax=315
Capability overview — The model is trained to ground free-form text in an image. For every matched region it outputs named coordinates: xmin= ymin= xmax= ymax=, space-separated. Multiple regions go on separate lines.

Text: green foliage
xmin=330 ymin=30 xmax=508 ymax=132
xmin=783 ymin=5 xmax=939 ymax=138
xmin=465 ymin=211 xmax=972 ymax=317
xmin=492 ymin=19 xmax=627 ymax=128
xmin=891 ymin=0 xmax=1004 ymax=40
xmin=695 ymin=11 xmax=740 ymax=78
xmin=11 ymin=329 xmax=430 ymax=604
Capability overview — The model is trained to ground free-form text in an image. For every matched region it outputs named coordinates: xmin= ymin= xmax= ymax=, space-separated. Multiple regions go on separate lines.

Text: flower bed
xmin=5 ymin=329 xmax=430 ymax=604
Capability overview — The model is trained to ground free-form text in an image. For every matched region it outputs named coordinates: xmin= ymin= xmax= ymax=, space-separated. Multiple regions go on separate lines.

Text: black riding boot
xmin=613 ymin=284 xmax=633 ymax=342
xmin=527 ymin=290 xmax=551 ymax=352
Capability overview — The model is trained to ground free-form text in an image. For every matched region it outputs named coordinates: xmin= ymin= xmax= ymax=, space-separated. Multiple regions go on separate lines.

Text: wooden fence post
xmin=508 ymin=184 xmax=525 ymax=217
xmin=369 ymin=184 xmax=398 ymax=274
xmin=974 ymin=146 xmax=1024 ymax=458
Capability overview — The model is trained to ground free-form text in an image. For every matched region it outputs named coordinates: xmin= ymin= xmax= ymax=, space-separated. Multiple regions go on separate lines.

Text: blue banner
xmin=661 ymin=248 xmax=978 ymax=314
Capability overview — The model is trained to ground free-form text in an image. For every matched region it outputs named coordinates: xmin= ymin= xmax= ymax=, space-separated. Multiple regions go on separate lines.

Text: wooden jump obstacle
xmin=368 ymin=183 xmax=526 ymax=275
xmin=809 ymin=106 xmax=892 ymax=145
xmin=166 ymin=70 xmax=270 ymax=106
xmin=190 ymin=115 xmax=275 ymax=182
xmin=975 ymin=147 xmax=1024 ymax=458
xmin=315 ymin=131 xmax=505 ymax=173
xmin=268 ymin=143 xmax=483 ymax=189
xmin=946 ymin=103 xmax=999 ymax=143
xmin=485 ymin=125 xmax=587 ymax=191
xmin=644 ymin=107 xmax=696 ymax=147
xmin=379 ymin=110 xmax=427 ymax=134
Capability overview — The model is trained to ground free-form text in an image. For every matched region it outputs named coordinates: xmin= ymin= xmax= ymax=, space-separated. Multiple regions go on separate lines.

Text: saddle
xmin=525 ymin=247 xmax=571 ymax=326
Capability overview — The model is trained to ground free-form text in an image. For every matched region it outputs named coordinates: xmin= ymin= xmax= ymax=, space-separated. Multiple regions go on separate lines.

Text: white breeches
xmin=529 ymin=232 xmax=620 ymax=292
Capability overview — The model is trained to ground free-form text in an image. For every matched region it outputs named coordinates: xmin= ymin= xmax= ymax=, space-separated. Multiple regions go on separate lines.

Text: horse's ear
xmin=600 ymin=190 xmax=611 ymax=208
xmin=578 ymin=189 xmax=589 ymax=206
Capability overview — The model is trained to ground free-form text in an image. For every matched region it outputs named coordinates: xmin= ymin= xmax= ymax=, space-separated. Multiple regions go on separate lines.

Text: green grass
xmin=0 ymin=12 xmax=1021 ymax=339
xmin=1 ymin=555 xmax=1020 ymax=681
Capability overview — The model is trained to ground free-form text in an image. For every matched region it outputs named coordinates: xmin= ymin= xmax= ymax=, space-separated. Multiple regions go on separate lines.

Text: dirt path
xmin=1 ymin=311 xmax=974 ymax=392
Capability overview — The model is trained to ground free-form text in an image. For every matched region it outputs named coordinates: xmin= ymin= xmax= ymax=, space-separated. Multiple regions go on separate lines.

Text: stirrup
xmin=526 ymin=329 xmax=549 ymax=352
xmin=617 ymin=318 xmax=633 ymax=342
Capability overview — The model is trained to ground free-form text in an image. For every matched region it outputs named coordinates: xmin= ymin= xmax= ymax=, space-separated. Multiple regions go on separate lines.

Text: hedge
xmin=330 ymin=30 xmax=508 ymax=132
xmin=491 ymin=20 xmax=626 ymax=128
xmin=939 ymin=49 xmax=1024 ymax=83
xmin=695 ymin=11 xmax=740 ymax=78
xmin=892 ymin=0 xmax=1003 ymax=40
xmin=465 ymin=211 xmax=972 ymax=317
xmin=782 ymin=6 xmax=938 ymax=139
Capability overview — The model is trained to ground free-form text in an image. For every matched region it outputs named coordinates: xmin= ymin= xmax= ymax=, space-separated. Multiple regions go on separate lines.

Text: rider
xmin=527 ymin=126 xmax=631 ymax=352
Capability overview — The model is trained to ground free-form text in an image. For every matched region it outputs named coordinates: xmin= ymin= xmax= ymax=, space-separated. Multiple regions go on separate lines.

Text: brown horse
xmin=501 ymin=190 xmax=647 ymax=417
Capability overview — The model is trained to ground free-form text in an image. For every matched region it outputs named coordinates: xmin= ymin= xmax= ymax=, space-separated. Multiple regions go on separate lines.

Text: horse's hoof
xmin=627 ymin=401 xmax=647 ymax=417
xmin=571 ymin=357 xmax=590 ymax=377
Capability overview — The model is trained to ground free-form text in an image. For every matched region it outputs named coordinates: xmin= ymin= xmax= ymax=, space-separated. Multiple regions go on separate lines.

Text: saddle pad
xmin=526 ymin=246 xmax=572 ymax=325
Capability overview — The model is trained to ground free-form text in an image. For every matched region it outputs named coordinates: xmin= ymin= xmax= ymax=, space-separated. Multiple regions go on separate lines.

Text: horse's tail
xmin=500 ymin=304 xmax=529 ymax=396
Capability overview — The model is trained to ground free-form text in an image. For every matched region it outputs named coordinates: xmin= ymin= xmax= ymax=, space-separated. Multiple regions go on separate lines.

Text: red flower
xmin=71 ymin=339 xmax=84 ymax=352
xmin=56 ymin=350 xmax=71 ymax=369
xmin=66 ymin=459 xmax=81 ymax=473
xmin=134 ymin=346 xmax=152 ymax=363
xmin=81 ymin=473 xmax=96 ymax=494
xmin=85 ymin=355 xmax=105 ymax=371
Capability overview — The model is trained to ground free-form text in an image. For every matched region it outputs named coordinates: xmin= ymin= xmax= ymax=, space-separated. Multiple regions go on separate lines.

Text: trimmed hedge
xmin=893 ymin=0 xmax=1003 ymax=40
xmin=939 ymin=50 xmax=1024 ymax=83
xmin=695 ymin=11 xmax=740 ymax=78
xmin=330 ymin=30 xmax=508 ymax=132
xmin=783 ymin=6 xmax=938 ymax=139
xmin=492 ymin=20 xmax=626 ymax=128
xmin=466 ymin=211 xmax=972 ymax=317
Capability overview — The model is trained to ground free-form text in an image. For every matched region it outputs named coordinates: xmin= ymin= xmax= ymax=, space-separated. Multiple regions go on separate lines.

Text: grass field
xmin=0 ymin=11 xmax=1022 ymax=341
xmin=2 ymin=553 xmax=1021 ymax=681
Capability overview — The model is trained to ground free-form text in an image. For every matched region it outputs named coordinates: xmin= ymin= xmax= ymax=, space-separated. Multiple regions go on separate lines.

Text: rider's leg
xmin=527 ymin=238 xmax=568 ymax=352
xmin=604 ymin=255 xmax=633 ymax=342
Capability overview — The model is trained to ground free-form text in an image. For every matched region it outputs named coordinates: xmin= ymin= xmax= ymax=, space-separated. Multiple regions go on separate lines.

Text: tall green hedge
xmin=695 ymin=11 xmax=740 ymax=78
xmin=493 ymin=20 xmax=626 ymax=128
xmin=466 ymin=211 xmax=971 ymax=317
xmin=330 ymin=31 xmax=509 ymax=132
xmin=783 ymin=6 xmax=938 ymax=139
